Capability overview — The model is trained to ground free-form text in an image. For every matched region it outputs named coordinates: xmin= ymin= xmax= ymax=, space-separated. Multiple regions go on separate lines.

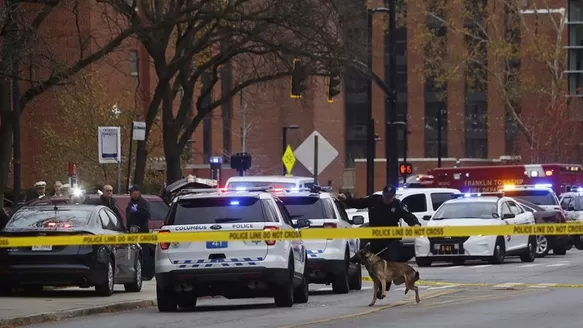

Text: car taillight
xmin=264 ymin=226 xmax=279 ymax=246
xmin=158 ymin=230 xmax=170 ymax=250
xmin=323 ymin=223 xmax=338 ymax=228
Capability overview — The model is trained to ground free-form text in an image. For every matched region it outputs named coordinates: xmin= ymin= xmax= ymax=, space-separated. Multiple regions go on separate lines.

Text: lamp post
xmin=282 ymin=124 xmax=300 ymax=175
xmin=367 ymin=7 xmax=390 ymax=193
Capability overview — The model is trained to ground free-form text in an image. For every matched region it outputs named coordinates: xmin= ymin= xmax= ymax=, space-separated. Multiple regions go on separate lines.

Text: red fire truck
xmin=425 ymin=164 xmax=583 ymax=195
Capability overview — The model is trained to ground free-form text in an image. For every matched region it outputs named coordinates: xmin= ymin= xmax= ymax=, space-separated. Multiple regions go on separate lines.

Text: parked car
xmin=514 ymin=198 xmax=571 ymax=257
xmin=85 ymin=194 xmax=169 ymax=231
xmin=0 ymin=200 xmax=142 ymax=296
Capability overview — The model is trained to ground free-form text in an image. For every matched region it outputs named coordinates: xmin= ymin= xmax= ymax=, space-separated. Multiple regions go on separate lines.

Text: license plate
xmin=206 ymin=241 xmax=228 ymax=249
xmin=32 ymin=245 xmax=52 ymax=251
xmin=439 ymin=244 xmax=454 ymax=253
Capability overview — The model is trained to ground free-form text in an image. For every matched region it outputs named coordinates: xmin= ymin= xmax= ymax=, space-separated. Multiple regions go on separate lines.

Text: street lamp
xmin=366 ymin=7 xmax=390 ymax=194
xmin=282 ymin=124 xmax=300 ymax=175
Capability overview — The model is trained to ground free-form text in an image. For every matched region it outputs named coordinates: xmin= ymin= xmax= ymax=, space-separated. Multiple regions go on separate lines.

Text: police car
xmin=500 ymin=184 xmax=562 ymax=212
xmin=154 ymin=187 xmax=310 ymax=312
xmin=275 ymin=186 xmax=364 ymax=293
xmin=415 ymin=192 xmax=537 ymax=267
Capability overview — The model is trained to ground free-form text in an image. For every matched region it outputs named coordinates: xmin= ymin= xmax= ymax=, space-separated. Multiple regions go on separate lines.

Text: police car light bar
xmin=222 ymin=186 xmax=276 ymax=193
xmin=502 ymin=184 xmax=552 ymax=190
xmin=452 ymin=192 xmax=504 ymax=198
xmin=566 ymin=186 xmax=583 ymax=192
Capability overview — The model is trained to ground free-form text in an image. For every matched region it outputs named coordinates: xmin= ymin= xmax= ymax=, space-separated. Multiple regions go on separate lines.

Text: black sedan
xmin=515 ymin=198 xmax=571 ymax=257
xmin=0 ymin=201 xmax=142 ymax=296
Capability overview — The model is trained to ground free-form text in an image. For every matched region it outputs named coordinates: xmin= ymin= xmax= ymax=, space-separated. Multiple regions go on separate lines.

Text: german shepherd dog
xmin=349 ymin=243 xmax=420 ymax=307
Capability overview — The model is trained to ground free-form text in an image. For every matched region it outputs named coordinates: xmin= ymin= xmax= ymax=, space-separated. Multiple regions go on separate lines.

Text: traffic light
xmin=327 ymin=74 xmax=341 ymax=103
xmin=290 ymin=58 xmax=307 ymax=99
xmin=230 ymin=152 xmax=252 ymax=175
xmin=399 ymin=163 xmax=413 ymax=176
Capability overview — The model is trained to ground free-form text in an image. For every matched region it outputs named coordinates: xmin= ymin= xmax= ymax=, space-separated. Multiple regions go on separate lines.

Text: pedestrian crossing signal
xmin=399 ymin=163 xmax=413 ymax=176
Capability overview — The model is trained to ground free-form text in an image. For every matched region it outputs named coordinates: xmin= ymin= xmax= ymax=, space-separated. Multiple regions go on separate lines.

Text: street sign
xmin=132 ymin=121 xmax=146 ymax=141
xmin=293 ymin=131 xmax=338 ymax=175
xmin=98 ymin=127 xmax=121 ymax=164
xmin=399 ymin=163 xmax=413 ymax=176
xmin=282 ymin=145 xmax=296 ymax=175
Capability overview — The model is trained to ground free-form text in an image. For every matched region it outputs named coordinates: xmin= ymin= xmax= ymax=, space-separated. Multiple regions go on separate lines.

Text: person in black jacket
xmin=339 ymin=185 xmax=421 ymax=261
xmin=126 ymin=184 xmax=154 ymax=280
xmin=340 ymin=185 xmax=421 ymax=296
xmin=126 ymin=184 xmax=151 ymax=233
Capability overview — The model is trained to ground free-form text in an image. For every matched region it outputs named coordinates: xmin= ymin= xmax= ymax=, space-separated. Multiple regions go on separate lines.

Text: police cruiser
xmin=274 ymin=186 xmax=364 ymax=293
xmin=414 ymin=192 xmax=536 ymax=267
xmin=154 ymin=187 xmax=310 ymax=312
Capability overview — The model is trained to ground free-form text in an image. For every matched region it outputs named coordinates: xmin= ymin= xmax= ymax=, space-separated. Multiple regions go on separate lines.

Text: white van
xmin=224 ymin=176 xmax=318 ymax=190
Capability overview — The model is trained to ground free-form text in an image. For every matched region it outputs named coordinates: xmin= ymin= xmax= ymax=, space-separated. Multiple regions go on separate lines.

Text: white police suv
xmin=415 ymin=192 xmax=536 ymax=267
xmin=154 ymin=187 xmax=310 ymax=312
xmin=275 ymin=186 xmax=364 ymax=293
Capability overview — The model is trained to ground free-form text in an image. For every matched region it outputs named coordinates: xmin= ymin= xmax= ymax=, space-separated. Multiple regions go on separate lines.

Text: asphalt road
xmin=23 ymin=251 xmax=583 ymax=328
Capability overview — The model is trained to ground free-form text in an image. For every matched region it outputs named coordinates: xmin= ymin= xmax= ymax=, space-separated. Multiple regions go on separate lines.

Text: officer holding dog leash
xmin=338 ymin=185 xmax=421 ymax=262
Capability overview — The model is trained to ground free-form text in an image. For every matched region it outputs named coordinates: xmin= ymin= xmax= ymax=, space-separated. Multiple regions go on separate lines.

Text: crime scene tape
xmin=0 ymin=223 xmax=582 ymax=247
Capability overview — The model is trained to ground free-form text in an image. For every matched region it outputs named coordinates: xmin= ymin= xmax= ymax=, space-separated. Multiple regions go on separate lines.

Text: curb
xmin=0 ymin=299 xmax=155 ymax=328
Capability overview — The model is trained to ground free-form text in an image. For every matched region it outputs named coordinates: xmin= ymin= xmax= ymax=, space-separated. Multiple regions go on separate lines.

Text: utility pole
xmin=384 ymin=0 xmax=398 ymax=187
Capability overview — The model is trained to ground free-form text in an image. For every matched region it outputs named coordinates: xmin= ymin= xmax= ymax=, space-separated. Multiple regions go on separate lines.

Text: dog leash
xmin=374 ymin=247 xmax=388 ymax=257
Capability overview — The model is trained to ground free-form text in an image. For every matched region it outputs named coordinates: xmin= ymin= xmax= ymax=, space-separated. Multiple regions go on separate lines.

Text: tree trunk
xmin=165 ymin=149 xmax=182 ymax=184
xmin=133 ymin=141 xmax=148 ymax=185
xmin=0 ymin=82 xmax=14 ymax=207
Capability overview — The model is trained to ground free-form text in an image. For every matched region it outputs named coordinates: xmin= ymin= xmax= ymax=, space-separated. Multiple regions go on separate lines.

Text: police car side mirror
xmin=295 ymin=218 xmax=311 ymax=229
xmin=351 ymin=215 xmax=365 ymax=225
xmin=502 ymin=213 xmax=515 ymax=219
xmin=422 ymin=215 xmax=432 ymax=220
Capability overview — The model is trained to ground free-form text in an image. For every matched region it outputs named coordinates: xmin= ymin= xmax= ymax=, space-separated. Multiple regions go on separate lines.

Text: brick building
xmin=17 ymin=1 xmax=346 ymax=190
xmin=346 ymin=0 xmax=578 ymax=196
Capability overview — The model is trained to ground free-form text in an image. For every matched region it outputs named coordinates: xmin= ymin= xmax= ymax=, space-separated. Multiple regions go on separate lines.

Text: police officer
xmin=126 ymin=184 xmax=154 ymax=280
xmin=339 ymin=185 xmax=420 ymax=260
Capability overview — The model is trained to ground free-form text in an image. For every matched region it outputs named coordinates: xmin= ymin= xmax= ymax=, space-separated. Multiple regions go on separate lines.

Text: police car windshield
xmin=433 ymin=202 xmax=498 ymax=220
xmin=278 ymin=196 xmax=333 ymax=220
xmin=5 ymin=208 xmax=92 ymax=229
xmin=503 ymin=190 xmax=558 ymax=206
xmin=227 ymin=182 xmax=296 ymax=189
xmin=172 ymin=197 xmax=265 ymax=224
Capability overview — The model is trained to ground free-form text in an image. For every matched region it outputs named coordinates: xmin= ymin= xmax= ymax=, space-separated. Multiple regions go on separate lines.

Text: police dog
xmin=349 ymin=243 xmax=420 ymax=307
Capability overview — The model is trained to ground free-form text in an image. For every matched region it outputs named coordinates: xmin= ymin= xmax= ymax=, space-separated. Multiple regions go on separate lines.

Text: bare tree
xmin=0 ymin=0 xmax=192 ymax=203
xmin=106 ymin=0 xmax=349 ymax=184
xmin=413 ymin=0 xmax=569 ymax=150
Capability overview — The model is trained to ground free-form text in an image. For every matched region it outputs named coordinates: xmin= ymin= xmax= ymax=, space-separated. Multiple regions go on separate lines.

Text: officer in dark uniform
xmin=339 ymin=185 xmax=421 ymax=295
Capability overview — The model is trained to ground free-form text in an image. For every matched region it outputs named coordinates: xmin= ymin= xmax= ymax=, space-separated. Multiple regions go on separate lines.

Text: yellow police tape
xmin=0 ymin=223 xmax=582 ymax=247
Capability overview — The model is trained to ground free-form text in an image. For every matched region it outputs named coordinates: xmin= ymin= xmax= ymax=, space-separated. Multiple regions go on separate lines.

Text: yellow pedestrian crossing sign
xmin=282 ymin=145 xmax=296 ymax=175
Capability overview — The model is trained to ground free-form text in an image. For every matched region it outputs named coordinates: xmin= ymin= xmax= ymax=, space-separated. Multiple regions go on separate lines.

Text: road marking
xmin=492 ymin=282 xmax=524 ymax=288
xmin=518 ymin=264 xmax=540 ymax=268
xmin=528 ymin=283 xmax=558 ymax=288
xmin=547 ymin=263 xmax=569 ymax=267
xmin=440 ymin=266 xmax=463 ymax=270
xmin=412 ymin=289 xmax=543 ymax=310
xmin=277 ymin=289 xmax=460 ymax=328
xmin=426 ymin=285 xmax=458 ymax=290
xmin=472 ymin=264 xmax=492 ymax=269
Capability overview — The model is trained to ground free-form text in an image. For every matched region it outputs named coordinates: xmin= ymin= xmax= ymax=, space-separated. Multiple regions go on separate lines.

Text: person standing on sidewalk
xmin=126 ymin=184 xmax=154 ymax=280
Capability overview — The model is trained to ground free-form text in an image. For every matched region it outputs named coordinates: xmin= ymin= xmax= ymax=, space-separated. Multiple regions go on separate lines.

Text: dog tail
xmin=414 ymin=271 xmax=420 ymax=282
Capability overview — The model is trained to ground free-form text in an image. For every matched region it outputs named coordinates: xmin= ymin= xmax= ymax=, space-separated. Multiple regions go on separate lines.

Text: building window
xmin=465 ymin=100 xmax=488 ymax=158
xmin=129 ymin=50 xmax=138 ymax=77
xmin=424 ymin=100 xmax=448 ymax=158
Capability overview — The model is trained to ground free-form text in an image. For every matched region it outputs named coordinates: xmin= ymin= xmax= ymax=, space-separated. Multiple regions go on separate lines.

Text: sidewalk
xmin=0 ymin=282 xmax=156 ymax=328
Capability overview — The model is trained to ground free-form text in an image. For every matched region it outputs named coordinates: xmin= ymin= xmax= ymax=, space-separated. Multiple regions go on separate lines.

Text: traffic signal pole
xmin=366 ymin=9 xmax=374 ymax=196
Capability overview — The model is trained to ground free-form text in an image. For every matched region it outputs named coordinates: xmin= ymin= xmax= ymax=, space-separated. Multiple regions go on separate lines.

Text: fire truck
xmin=423 ymin=164 xmax=583 ymax=195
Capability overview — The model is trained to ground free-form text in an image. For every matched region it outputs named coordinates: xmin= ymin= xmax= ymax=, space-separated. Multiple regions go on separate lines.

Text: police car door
xmin=500 ymin=201 xmax=523 ymax=251
xmin=274 ymin=199 xmax=305 ymax=273
xmin=333 ymin=198 xmax=358 ymax=255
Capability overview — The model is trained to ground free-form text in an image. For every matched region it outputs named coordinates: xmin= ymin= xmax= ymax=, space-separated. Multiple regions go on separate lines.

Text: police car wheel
xmin=332 ymin=252 xmax=350 ymax=294
xmin=293 ymin=257 xmax=309 ymax=304
xmin=349 ymin=264 xmax=362 ymax=290
xmin=535 ymin=235 xmax=550 ymax=257
xmin=488 ymin=238 xmax=506 ymax=265
xmin=520 ymin=236 xmax=536 ymax=262
xmin=274 ymin=255 xmax=295 ymax=307
xmin=157 ymin=284 xmax=178 ymax=312
xmin=177 ymin=294 xmax=198 ymax=309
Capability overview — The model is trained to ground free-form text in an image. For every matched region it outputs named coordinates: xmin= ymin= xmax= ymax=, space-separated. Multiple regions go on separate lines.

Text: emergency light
xmin=452 ymin=192 xmax=504 ymax=198
xmin=229 ymin=201 xmax=240 ymax=206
